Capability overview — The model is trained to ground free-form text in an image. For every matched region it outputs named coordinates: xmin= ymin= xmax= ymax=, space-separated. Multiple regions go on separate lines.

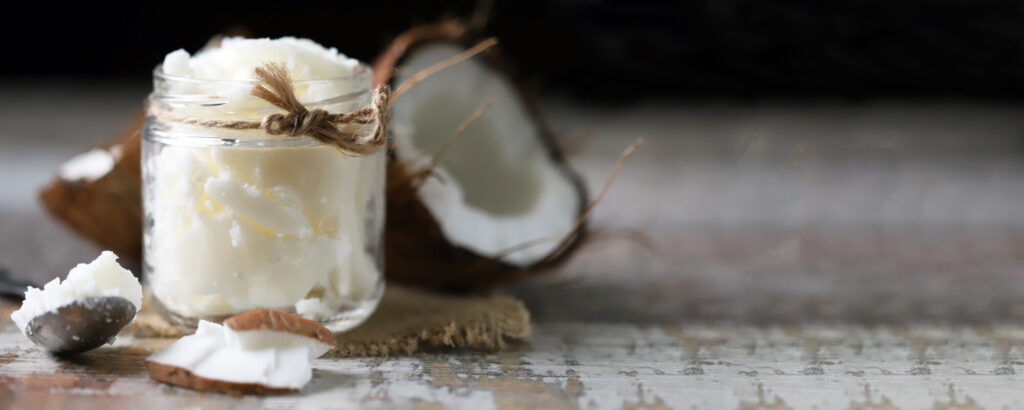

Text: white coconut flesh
xmin=223 ymin=328 xmax=333 ymax=359
xmin=147 ymin=320 xmax=331 ymax=390
xmin=59 ymin=147 xmax=120 ymax=182
xmin=391 ymin=44 xmax=582 ymax=266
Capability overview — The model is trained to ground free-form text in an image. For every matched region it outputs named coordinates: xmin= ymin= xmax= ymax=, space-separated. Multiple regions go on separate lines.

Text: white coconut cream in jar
xmin=142 ymin=37 xmax=385 ymax=331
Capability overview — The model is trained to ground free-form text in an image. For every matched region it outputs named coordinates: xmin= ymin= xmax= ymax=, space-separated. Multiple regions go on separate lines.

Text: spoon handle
xmin=0 ymin=267 xmax=33 ymax=299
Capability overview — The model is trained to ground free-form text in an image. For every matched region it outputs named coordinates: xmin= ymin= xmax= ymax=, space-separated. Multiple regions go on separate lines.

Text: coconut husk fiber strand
xmin=129 ymin=285 xmax=531 ymax=356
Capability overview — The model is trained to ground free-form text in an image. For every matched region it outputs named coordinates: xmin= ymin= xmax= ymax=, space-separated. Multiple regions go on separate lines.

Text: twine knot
xmin=260 ymin=108 xmax=330 ymax=137
xmin=252 ymin=63 xmax=390 ymax=155
xmin=150 ymin=62 xmax=389 ymax=156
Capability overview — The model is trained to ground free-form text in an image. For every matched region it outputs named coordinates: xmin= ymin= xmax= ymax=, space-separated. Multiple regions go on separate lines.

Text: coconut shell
xmin=372 ymin=19 xmax=469 ymax=87
xmin=39 ymin=111 xmax=145 ymax=260
xmin=224 ymin=310 xmax=337 ymax=347
xmin=375 ymin=21 xmax=589 ymax=292
xmin=147 ymin=361 xmax=298 ymax=396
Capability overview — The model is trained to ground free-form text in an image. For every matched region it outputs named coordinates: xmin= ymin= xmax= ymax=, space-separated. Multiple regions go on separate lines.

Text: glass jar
xmin=142 ymin=65 xmax=385 ymax=332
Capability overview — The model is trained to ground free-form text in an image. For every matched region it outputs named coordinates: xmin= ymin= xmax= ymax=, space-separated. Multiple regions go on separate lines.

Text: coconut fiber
xmin=129 ymin=285 xmax=531 ymax=356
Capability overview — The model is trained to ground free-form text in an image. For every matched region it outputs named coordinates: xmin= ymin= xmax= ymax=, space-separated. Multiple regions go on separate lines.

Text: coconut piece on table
xmin=146 ymin=321 xmax=311 ymax=395
xmin=376 ymin=21 xmax=588 ymax=291
xmin=146 ymin=311 xmax=336 ymax=395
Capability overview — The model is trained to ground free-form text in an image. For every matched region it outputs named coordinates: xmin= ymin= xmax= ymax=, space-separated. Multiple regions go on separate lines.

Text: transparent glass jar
xmin=142 ymin=65 xmax=385 ymax=332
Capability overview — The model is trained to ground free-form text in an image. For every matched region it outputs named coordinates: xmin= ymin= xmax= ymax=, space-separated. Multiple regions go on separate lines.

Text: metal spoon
xmin=24 ymin=296 xmax=137 ymax=355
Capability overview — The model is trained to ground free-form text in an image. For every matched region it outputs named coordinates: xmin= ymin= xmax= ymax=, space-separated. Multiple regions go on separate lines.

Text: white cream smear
xmin=150 ymin=37 xmax=382 ymax=319
xmin=11 ymin=251 xmax=142 ymax=334
xmin=147 ymin=320 xmax=329 ymax=390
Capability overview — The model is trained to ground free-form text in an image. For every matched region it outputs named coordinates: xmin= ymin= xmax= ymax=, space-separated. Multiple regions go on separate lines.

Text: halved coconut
xmin=376 ymin=22 xmax=588 ymax=291
xmin=146 ymin=311 xmax=335 ymax=395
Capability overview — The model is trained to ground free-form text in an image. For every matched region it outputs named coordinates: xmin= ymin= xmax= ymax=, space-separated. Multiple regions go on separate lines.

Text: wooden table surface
xmin=4 ymin=83 xmax=1024 ymax=408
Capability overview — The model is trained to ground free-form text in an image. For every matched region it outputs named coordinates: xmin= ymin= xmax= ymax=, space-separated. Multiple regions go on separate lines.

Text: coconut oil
xmin=142 ymin=38 xmax=385 ymax=331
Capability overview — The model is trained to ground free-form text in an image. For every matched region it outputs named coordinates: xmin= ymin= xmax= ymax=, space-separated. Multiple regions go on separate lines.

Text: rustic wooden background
xmin=3 ymin=83 xmax=1024 ymax=408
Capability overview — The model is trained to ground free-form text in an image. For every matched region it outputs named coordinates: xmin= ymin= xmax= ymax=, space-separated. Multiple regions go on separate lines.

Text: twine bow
xmin=253 ymin=63 xmax=390 ymax=155
xmin=152 ymin=62 xmax=390 ymax=155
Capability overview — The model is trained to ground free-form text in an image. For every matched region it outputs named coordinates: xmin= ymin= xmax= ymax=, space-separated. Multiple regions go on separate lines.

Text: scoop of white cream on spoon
xmin=10 ymin=251 xmax=142 ymax=354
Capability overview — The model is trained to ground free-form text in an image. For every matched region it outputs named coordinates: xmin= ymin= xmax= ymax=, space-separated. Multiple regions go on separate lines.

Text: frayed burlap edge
xmin=127 ymin=285 xmax=531 ymax=357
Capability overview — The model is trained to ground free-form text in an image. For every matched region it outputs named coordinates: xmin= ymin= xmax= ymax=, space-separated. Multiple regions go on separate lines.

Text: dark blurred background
xmin=5 ymin=1 xmax=1024 ymax=100
xmin=5 ymin=1 xmax=1024 ymax=322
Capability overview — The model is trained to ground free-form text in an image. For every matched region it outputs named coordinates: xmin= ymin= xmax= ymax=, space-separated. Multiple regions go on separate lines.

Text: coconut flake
xmin=146 ymin=320 xmax=323 ymax=393
xmin=223 ymin=309 xmax=337 ymax=350
xmin=295 ymin=298 xmax=334 ymax=320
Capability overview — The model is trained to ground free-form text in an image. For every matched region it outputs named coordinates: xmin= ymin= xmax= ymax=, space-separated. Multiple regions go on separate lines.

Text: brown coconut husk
xmin=39 ymin=111 xmax=144 ymax=260
xmin=375 ymin=20 xmax=590 ymax=292
xmin=372 ymin=19 xmax=470 ymax=87
xmin=37 ymin=30 xmax=250 ymax=261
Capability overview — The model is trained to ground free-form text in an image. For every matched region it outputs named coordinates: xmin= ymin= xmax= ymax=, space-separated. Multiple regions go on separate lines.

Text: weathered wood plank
xmin=7 ymin=85 xmax=1024 ymax=408
xmin=6 ymin=319 xmax=1024 ymax=409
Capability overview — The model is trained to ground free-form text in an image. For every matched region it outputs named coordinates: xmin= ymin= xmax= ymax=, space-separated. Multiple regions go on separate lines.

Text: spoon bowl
xmin=24 ymin=296 xmax=137 ymax=355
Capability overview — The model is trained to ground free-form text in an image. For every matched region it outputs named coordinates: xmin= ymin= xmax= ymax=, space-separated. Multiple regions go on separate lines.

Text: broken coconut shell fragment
xmin=39 ymin=111 xmax=144 ymax=259
xmin=376 ymin=20 xmax=589 ymax=291
xmin=146 ymin=311 xmax=335 ymax=395
xmin=36 ymin=31 xmax=245 ymax=263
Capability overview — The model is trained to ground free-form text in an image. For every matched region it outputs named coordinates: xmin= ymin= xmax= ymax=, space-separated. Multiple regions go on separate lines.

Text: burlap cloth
xmin=128 ymin=285 xmax=531 ymax=356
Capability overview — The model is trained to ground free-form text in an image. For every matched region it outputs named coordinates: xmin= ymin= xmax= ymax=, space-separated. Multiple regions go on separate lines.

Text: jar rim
xmin=151 ymin=63 xmax=373 ymax=86
xmin=147 ymin=62 xmax=377 ymax=148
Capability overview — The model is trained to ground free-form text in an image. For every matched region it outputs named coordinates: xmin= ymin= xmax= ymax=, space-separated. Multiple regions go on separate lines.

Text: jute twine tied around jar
xmin=148 ymin=62 xmax=390 ymax=155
